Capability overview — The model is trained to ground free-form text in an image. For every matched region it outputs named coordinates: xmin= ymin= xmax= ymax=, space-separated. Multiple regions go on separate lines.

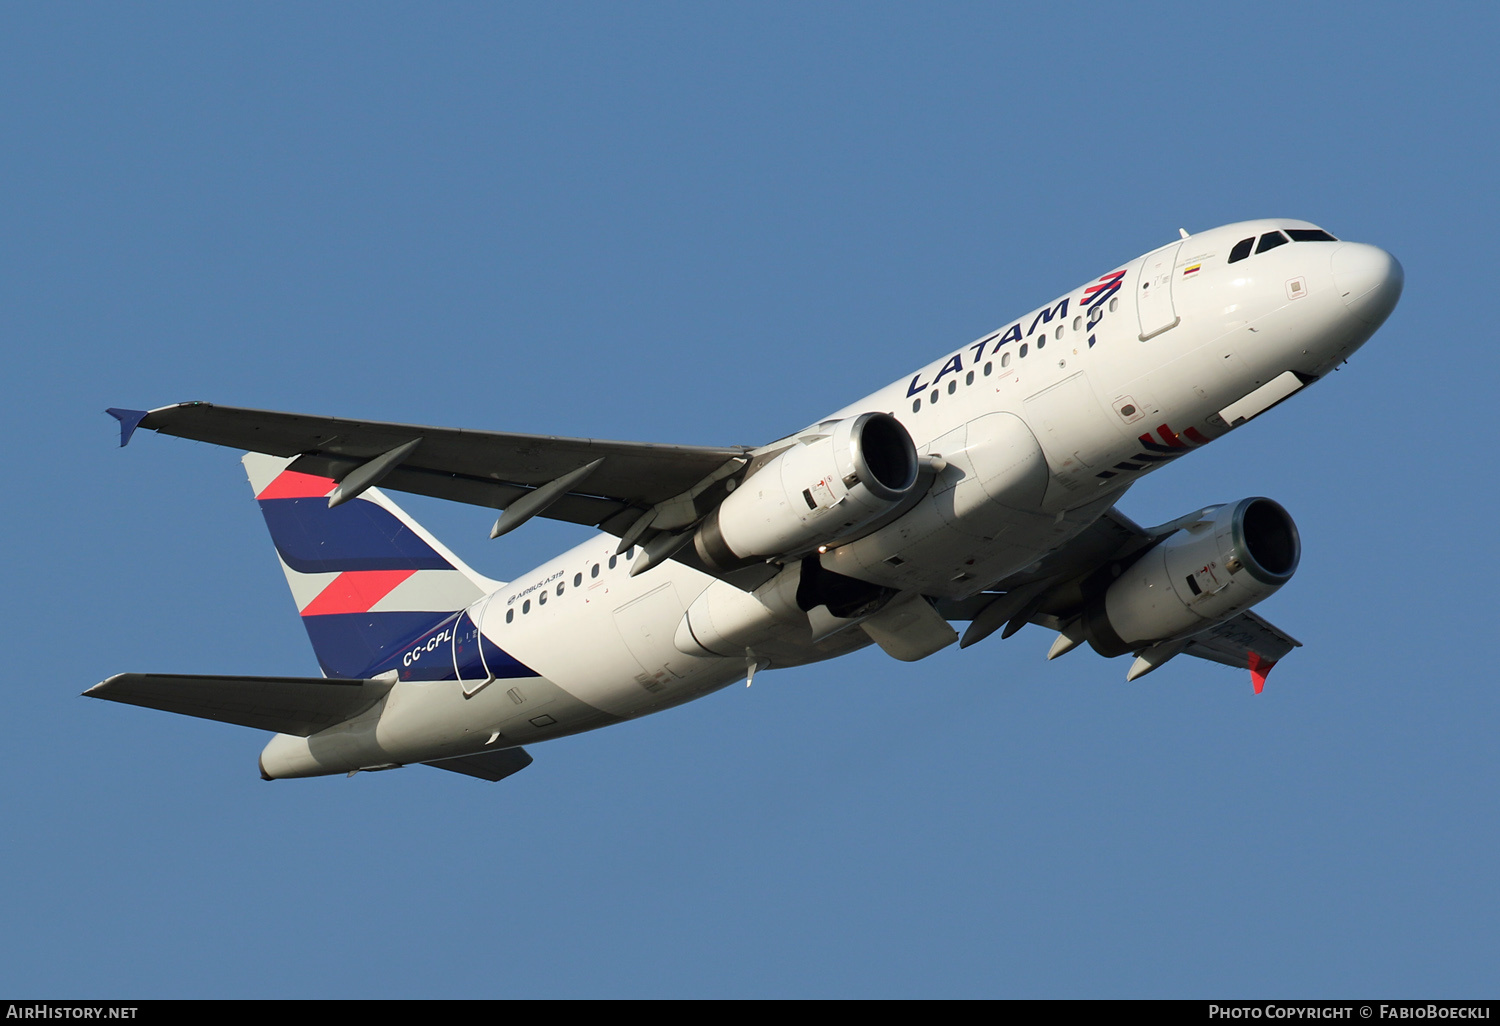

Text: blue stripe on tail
xmin=258 ymin=497 xmax=451 ymax=574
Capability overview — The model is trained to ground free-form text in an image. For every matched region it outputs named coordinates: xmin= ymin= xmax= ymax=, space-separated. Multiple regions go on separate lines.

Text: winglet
xmin=105 ymin=408 xmax=149 ymax=447
xmin=1248 ymin=652 xmax=1275 ymax=694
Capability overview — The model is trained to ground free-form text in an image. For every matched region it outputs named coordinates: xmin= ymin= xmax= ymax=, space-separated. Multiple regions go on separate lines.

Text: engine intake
xmin=695 ymin=412 xmax=919 ymax=570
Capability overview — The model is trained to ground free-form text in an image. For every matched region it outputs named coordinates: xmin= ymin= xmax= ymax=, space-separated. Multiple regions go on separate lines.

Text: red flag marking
xmin=1156 ymin=424 xmax=1186 ymax=448
xmin=1184 ymin=426 xmax=1211 ymax=445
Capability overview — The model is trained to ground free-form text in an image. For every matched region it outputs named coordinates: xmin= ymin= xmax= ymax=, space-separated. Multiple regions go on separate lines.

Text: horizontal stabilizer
xmin=424 ymin=747 xmax=534 ymax=782
xmin=84 ymin=673 xmax=394 ymax=737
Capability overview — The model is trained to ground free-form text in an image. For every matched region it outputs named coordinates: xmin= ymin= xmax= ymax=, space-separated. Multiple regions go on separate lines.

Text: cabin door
xmin=1135 ymin=240 xmax=1183 ymax=341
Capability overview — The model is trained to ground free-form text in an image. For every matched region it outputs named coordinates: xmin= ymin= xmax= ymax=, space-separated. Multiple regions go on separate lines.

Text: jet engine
xmin=694 ymin=412 xmax=920 ymax=571
xmin=1083 ymin=497 xmax=1300 ymax=657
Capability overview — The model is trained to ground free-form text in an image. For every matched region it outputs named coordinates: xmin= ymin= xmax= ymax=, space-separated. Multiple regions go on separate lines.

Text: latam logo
xmin=1082 ymin=269 xmax=1127 ymax=310
xmin=903 ymin=268 xmax=1126 ymax=399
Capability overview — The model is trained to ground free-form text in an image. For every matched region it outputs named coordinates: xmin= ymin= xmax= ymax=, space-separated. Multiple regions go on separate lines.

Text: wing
xmin=937 ymin=507 xmax=1302 ymax=690
xmin=933 ymin=507 xmax=1165 ymax=623
xmin=1179 ymin=610 xmax=1301 ymax=693
xmin=109 ymin=402 xmax=751 ymax=538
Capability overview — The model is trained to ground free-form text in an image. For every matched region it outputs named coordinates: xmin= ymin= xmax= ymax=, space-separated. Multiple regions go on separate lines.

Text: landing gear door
xmin=1136 ymin=240 xmax=1183 ymax=341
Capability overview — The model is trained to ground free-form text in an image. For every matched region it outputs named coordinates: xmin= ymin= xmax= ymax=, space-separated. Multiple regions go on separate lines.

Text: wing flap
xmin=84 ymin=673 xmax=394 ymax=736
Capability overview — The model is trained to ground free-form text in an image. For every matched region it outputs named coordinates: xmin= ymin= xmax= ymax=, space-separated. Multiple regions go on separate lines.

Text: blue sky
xmin=3 ymin=3 xmax=1497 ymax=998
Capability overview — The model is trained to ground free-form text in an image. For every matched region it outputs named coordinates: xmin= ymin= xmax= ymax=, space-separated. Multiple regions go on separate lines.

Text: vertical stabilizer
xmin=243 ymin=454 xmax=503 ymax=678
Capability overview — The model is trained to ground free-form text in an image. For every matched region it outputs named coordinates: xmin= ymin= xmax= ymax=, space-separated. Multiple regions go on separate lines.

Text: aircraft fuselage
xmin=258 ymin=218 xmax=1403 ymax=779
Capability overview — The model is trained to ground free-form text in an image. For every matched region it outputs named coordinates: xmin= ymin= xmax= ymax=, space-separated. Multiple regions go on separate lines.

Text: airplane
xmin=87 ymin=219 xmax=1403 ymax=783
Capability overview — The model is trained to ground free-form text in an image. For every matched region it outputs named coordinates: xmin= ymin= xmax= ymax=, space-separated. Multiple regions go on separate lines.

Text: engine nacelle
xmin=694 ymin=412 xmax=919 ymax=571
xmin=1084 ymin=497 xmax=1300 ymax=657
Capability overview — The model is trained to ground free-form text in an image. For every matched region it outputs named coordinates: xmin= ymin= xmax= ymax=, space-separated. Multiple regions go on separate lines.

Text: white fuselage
xmin=260 ymin=219 xmax=1401 ymax=778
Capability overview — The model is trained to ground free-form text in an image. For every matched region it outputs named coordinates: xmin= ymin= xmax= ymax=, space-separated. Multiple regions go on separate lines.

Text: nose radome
xmin=1331 ymin=243 xmax=1404 ymax=326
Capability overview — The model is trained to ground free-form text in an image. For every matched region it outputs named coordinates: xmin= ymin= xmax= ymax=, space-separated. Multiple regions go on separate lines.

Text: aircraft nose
xmin=1331 ymin=242 xmax=1403 ymax=326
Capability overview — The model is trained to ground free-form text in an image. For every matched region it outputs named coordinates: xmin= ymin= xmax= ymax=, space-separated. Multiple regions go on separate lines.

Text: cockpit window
xmin=1286 ymin=228 xmax=1338 ymax=242
xmin=1228 ymin=237 xmax=1254 ymax=263
xmin=1256 ymin=231 xmax=1290 ymax=254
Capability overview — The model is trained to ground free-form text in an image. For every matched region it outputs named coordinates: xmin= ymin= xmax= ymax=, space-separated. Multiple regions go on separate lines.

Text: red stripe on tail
xmin=300 ymin=569 xmax=418 ymax=617
xmin=257 ymin=469 xmax=337 ymax=500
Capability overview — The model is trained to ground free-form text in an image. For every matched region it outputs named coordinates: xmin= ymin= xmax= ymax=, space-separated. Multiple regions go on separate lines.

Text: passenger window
xmin=1228 ymin=237 xmax=1254 ymax=263
xmin=626 ymin=547 xmax=635 ymax=559
xmin=538 ymin=591 xmax=547 ymax=605
xmin=912 ymin=398 xmax=921 ymax=412
xmin=591 ymin=563 xmax=599 ymax=578
xmin=1001 ymin=352 xmax=1011 ymax=368
xmin=965 ymin=370 xmax=974 ymax=385
xmin=947 ymin=380 xmax=957 ymax=394
xmin=523 ymin=600 xmax=531 ymax=614
xmin=1287 ymin=228 xmax=1338 ymax=242
xmin=506 ymin=609 xmax=514 ymax=624
xmin=930 ymin=389 xmax=938 ymax=404
xmin=1036 ymin=337 xmax=1045 ymax=350
xmin=608 ymin=555 xmax=617 ymax=570
xmin=983 ymin=361 xmax=992 ymax=375
xmin=1019 ymin=343 xmax=1028 ymax=358
xmin=574 ymin=573 xmax=582 ymax=587
xmin=556 ymin=582 xmax=564 ymax=596
xmin=1257 ymin=231 xmax=1289 ymax=254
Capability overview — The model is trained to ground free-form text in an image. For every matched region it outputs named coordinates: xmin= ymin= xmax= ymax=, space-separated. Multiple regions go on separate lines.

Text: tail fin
xmin=244 ymin=454 xmax=502 ymax=679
